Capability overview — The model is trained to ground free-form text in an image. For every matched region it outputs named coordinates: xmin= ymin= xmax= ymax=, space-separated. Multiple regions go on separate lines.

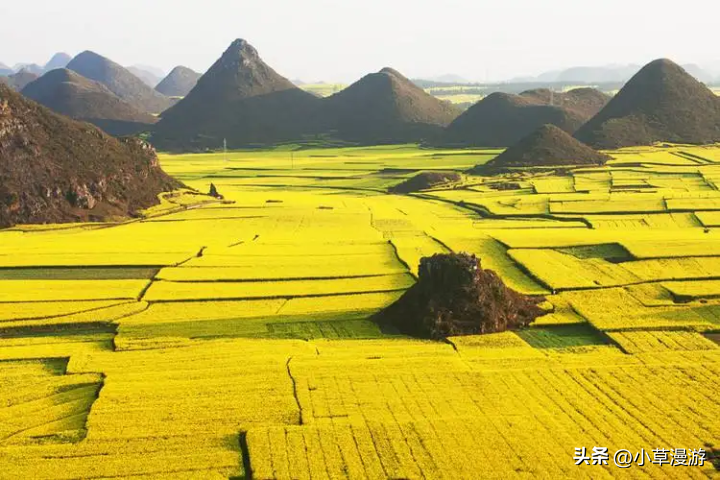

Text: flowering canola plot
xmin=0 ymin=145 xmax=719 ymax=478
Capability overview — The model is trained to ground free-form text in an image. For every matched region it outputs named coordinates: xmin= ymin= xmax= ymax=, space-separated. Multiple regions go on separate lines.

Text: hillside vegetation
xmin=0 ymin=84 xmax=179 ymax=227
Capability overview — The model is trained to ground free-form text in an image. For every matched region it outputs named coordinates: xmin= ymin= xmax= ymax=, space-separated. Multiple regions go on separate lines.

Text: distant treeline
xmin=413 ymin=79 xmax=626 ymax=94
xmin=426 ymin=87 xmax=487 ymax=96
xmin=414 ymin=78 xmax=720 ymax=94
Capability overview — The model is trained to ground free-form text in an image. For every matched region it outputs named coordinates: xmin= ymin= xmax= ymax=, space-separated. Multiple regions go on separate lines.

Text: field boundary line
xmin=425 ymin=234 xmax=453 ymax=254
xmin=173 ymin=246 xmax=208 ymax=268
xmin=387 ymin=239 xmax=415 ymax=278
xmin=286 ymin=357 xmax=304 ymax=425
xmin=0 ymin=300 xmax=130 ymax=324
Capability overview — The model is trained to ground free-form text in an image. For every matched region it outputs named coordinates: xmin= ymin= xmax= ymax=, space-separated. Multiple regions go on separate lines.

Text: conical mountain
xmin=155 ymin=66 xmax=201 ymax=97
xmin=153 ymin=39 xmax=319 ymax=150
xmin=320 ymin=67 xmax=461 ymax=143
xmin=44 ymin=52 xmax=72 ymax=71
xmin=444 ymin=92 xmax=587 ymax=147
xmin=485 ymin=124 xmax=610 ymax=168
xmin=575 ymin=59 xmax=720 ymax=148
xmin=22 ymin=69 xmax=157 ymax=136
xmin=67 ymin=51 xmax=173 ymax=114
xmin=0 ymin=83 xmax=180 ymax=227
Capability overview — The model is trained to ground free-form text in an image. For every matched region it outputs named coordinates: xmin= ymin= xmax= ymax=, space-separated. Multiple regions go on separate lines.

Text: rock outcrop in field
xmin=22 ymin=69 xmax=157 ymax=136
xmin=321 ymin=67 xmax=461 ymax=144
xmin=485 ymin=124 xmax=611 ymax=168
xmin=152 ymin=39 xmax=319 ymax=150
xmin=575 ymin=59 xmax=720 ymax=148
xmin=155 ymin=66 xmax=201 ymax=97
xmin=0 ymin=84 xmax=181 ymax=227
xmin=390 ymin=171 xmax=461 ymax=193
xmin=443 ymin=92 xmax=588 ymax=147
xmin=67 ymin=51 xmax=173 ymax=114
xmin=376 ymin=253 xmax=546 ymax=339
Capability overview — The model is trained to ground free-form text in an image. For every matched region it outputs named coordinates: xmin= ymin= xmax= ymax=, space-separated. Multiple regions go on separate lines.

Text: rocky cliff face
xmin=0 ymin=84 xmax=181 ymax=227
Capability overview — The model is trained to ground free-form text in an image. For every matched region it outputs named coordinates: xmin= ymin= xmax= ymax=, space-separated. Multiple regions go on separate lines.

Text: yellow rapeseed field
xmin=0 ymin=145 xmax=719 ymax=478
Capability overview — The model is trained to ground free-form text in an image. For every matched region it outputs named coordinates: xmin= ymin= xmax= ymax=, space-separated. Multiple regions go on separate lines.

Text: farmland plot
xmin=1 ymin=144 xmax=720 ymax=478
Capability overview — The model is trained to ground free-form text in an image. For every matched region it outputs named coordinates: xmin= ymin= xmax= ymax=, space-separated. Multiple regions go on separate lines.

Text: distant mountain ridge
xmin=0 ymin=70 xmax=40 ymax=91
xmin=22 ymin=68 xmax=157 ymax=136
xmin=155 ymin=66 xmax=201 ymax=97
xmin=12 ymin=63 xmax=44 ymax=76
xmin=513 ymin=63 xmax=715 ymax=84
xmin=67 ymin=51 xmax=173 ymax=114
xmin=1 ymin=53 xmax=71 ymax=77
xmin=127 ymin=66 xmax=164 ymax=87
xmin=0 ymin=62 xmax=14 ymax=76
xmin=44 ymin=53 xmax=72 ymax=71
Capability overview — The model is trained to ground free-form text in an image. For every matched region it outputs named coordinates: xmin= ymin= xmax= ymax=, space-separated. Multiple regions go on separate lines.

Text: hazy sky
xmin=2 ymin=0 xmax=719 ymax=82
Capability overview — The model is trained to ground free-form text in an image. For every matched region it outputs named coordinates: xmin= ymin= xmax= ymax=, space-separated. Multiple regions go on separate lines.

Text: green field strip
xmin=0 ymin=267 xmax=159 ymax=281
xmin=266 ymin=319 xmax=389 ymax=340
xmin=556 ymin=243 xmax=633 ymax=261
xmin=116 ymin=313 xmax=392 ymax=347
xmin=0 ymin=322 xmax=117 ymax=339
xmin=517 ymin=324 xmax=612 ymax=350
